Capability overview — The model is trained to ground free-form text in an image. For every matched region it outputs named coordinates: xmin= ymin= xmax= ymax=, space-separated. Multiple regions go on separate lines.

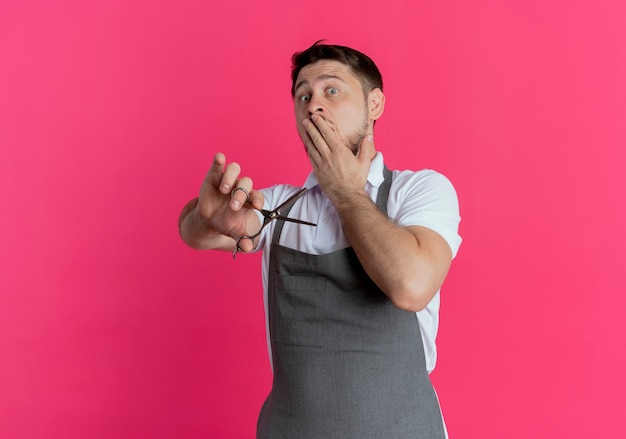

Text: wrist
xmin=330 ymin=188 xmax=371 ymax=214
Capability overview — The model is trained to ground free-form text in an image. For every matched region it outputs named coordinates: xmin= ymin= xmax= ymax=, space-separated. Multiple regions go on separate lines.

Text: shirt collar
xmin=302 ymin=151 xmax=386 ymax=189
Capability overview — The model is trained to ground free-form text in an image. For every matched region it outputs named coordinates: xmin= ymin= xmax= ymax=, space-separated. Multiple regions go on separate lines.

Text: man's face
xmin=293 ymin=60 xmax=371 ymax=155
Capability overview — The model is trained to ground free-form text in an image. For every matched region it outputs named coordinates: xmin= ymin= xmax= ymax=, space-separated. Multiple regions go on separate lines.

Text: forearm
xmin=333 ymin=191 xmax=451 ymax=312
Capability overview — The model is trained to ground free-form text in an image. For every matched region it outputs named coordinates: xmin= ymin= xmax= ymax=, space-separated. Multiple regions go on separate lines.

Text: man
xmin=179 ymin=42 xmax=461 ymax=438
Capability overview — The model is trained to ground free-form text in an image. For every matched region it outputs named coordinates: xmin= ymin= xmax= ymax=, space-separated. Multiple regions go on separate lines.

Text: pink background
xmin=1 ymin=1 xmax=625 ymax=437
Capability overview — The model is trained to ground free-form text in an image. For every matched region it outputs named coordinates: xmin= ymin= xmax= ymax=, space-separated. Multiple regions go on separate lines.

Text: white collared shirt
xmin=256 ymin=152 xmax=462 ymax=374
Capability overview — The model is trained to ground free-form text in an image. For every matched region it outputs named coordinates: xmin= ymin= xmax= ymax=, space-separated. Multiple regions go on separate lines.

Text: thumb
xmin=357 ymin=133 xmax=376 ymax=163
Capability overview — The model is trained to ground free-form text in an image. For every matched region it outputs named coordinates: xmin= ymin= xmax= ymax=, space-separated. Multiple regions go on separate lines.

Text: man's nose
xmin=307 ymin=96 xmax=325 ymax=114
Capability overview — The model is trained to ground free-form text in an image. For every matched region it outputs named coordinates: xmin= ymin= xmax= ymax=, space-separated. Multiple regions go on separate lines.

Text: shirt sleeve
xmin=388 ymin=169 xmax=462 ymax=259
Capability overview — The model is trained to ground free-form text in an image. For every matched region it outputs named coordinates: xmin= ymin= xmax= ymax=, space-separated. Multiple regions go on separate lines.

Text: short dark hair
xmin=290 ymin=41 xmax=383 ymax=97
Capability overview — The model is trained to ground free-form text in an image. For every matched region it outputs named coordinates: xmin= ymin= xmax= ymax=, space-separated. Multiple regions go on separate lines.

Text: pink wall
xmin=1 ymin=1 xmax=625 ymax=437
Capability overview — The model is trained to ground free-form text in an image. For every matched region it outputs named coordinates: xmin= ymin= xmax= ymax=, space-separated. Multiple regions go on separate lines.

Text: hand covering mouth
xmin=309 ymin=114 xmax=336 ymax=132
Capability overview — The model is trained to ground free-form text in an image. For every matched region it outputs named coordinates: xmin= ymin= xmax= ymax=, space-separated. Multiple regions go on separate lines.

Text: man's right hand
xmin=179 ymin=152 xmax=263 ymax=252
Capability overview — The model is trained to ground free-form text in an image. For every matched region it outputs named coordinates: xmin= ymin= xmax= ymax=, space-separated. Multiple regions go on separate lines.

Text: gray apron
xmin=257 ymin=168 xmax=445 ymax=439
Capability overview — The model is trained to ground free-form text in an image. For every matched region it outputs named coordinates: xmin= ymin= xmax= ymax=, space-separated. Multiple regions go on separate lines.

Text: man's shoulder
xmin=390 ymin=168 xmax=456 ymax=193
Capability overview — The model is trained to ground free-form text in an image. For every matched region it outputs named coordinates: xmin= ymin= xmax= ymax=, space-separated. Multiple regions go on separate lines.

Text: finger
xmin=237 ymin=236 xmax=256 ymax=253
xmin=248 ymin=189 xmax=265 ymax=211
xmin=220 ymin=162 xmax=242 ymax=194
xmin=300 ymin=127 xmax=319 ymax=164
xmin=302 ymin=118 xmax=330 ymax=156
xmin=305 ymin=136 xmax=323 ymax=171
xmin=230 ymin=176 xmax=253 ymax=210
xmin=309 ymin=114 xmax=337 ymax=150
xmin=205 ymin=152 xmax=226 ymax=186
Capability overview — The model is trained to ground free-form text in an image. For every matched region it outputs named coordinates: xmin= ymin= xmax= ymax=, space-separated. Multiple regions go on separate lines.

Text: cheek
xmin=294 ymin=101 xmax=309 ymax=117
xmin=294 ymin=108 xmax=309 ymax=128
xmin=335 ymin=100 xmax=359 ymax=119
xmin=294 ymin=109 xmax=303 ymax=130
xmin=333 ymin=106 xmax=361 ymax=132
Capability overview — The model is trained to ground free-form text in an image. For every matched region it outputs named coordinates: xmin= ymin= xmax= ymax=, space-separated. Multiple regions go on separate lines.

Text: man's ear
xmin=368 ymin=88 xmax=385 ymax=121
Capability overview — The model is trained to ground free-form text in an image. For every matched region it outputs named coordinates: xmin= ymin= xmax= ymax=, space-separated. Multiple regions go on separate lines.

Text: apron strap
xmin=377 ymin=165 xmax=392 ymax=216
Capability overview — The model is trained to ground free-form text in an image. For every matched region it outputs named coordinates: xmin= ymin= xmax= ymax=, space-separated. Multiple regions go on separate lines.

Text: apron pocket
xmin=271 ymin=275 xmax=326 ymax=348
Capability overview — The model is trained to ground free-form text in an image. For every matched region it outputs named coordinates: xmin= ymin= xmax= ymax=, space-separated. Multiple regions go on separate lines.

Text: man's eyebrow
xmin=294 ymin=74 xmax=346 ymax=92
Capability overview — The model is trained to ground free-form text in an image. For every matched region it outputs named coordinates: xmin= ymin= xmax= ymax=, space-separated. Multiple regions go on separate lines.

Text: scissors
xmin=233 ymin=187 xmax=317 ymax=259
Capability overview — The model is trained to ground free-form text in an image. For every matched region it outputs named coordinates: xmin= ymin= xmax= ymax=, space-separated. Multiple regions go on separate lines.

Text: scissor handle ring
xmin=230 ymin=186 xmax=250 ymax=202
xmin=232 ymin=234 xmax=254 ymax=259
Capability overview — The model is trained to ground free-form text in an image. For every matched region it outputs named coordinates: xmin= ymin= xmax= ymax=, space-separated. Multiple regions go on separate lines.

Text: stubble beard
xmin=347 ymin=109 xmax=371 ymax=156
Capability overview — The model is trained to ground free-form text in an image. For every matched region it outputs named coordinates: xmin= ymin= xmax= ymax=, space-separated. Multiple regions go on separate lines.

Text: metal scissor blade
xmin=274 ymin=187 xmax=309 ymax=214
xmin=265 ymin=187 xmax=316 ymax=227
xmin=279 ymin=217 xmax=317 ymax=227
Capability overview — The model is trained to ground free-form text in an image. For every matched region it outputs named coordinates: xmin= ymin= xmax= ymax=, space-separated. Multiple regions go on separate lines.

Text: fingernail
xmin=367 ymin=135 xmax=373 ymax=142
xmin=222 ymin=184 xmax=230 ymax=191
xmin=231 ymin=200 xmax=241 ymax=209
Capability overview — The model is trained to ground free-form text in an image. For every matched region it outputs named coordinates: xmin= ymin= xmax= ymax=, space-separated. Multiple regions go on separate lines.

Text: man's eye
xmin=299 ymin=95 xmax=311 ymax=103
xmin=328 ymin=87 xmax=339 ymax=95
